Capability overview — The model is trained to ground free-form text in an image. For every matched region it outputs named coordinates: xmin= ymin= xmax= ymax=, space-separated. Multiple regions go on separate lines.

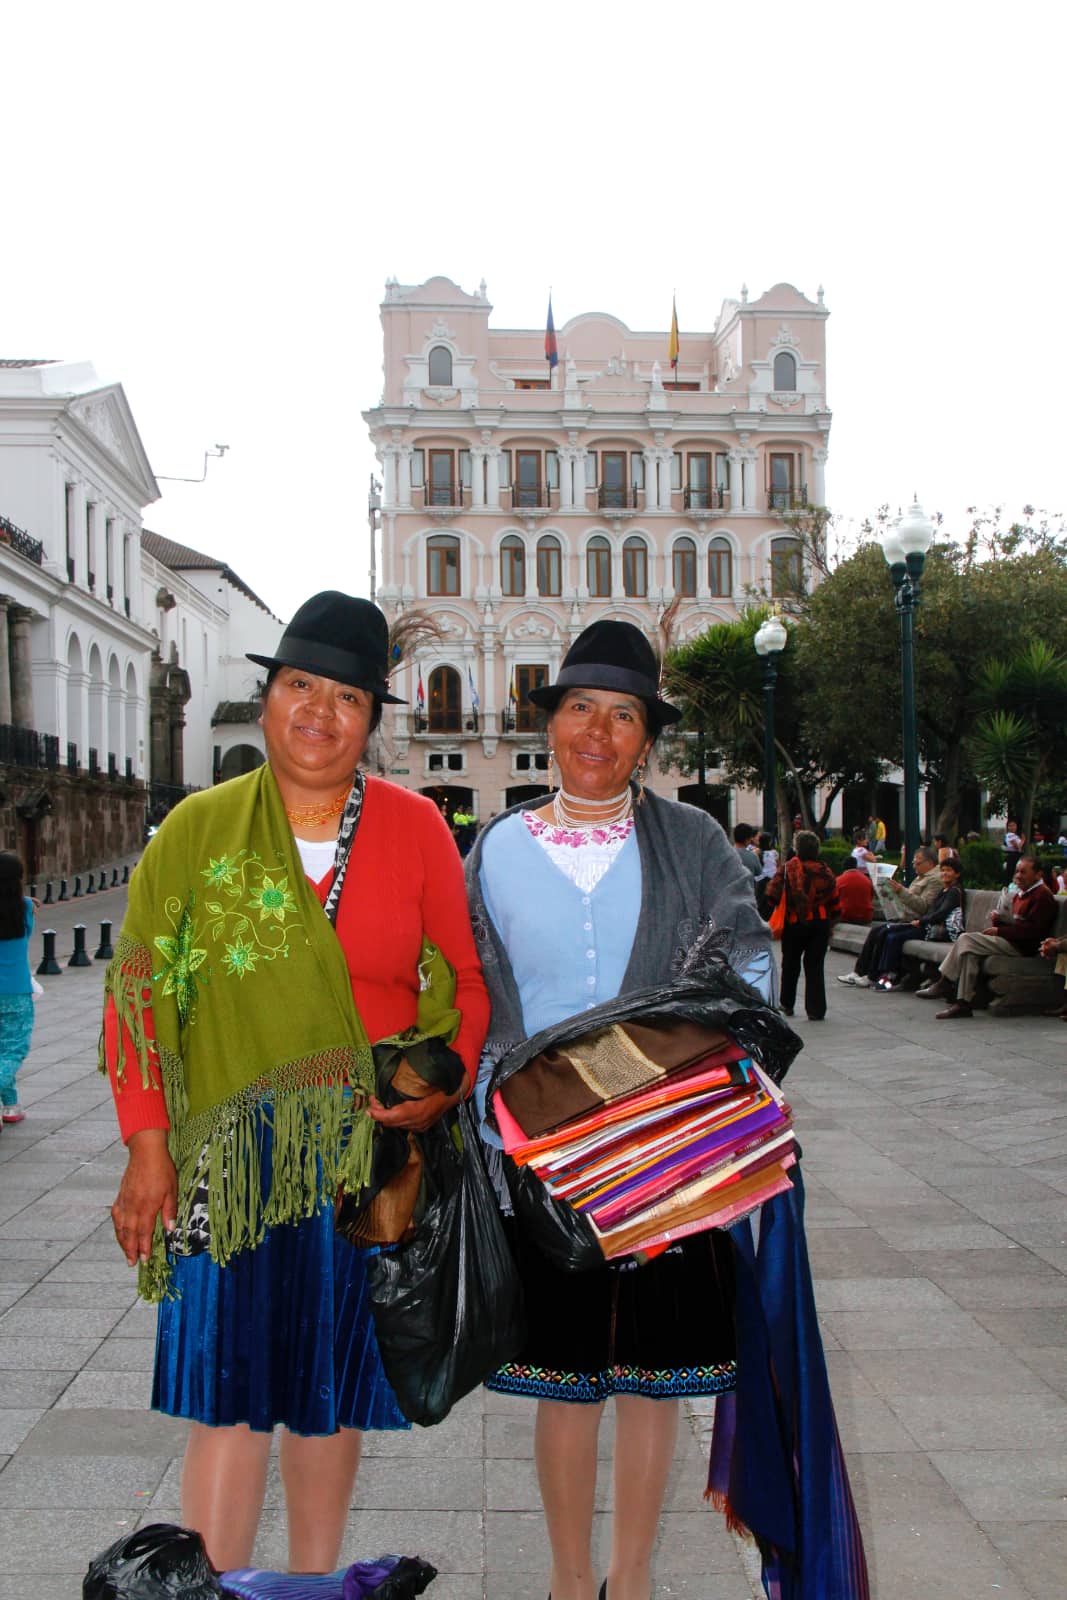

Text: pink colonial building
xmin=363 ymin=274 xmax=831 ymax=821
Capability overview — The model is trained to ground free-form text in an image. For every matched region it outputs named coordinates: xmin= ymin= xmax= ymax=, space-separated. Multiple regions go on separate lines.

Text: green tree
xmin=967 ymin=639 xmax=1067 ymax=835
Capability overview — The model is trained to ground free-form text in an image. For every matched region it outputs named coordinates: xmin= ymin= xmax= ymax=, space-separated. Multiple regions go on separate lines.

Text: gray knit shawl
xmin=464 ymin=787 xmax=773 ymax=1055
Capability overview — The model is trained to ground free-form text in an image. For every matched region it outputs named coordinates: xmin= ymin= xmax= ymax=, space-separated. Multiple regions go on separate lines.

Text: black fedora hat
xmin=528 ymin=619 xmax=681 ymax=728
xmin=247 ymin=591 xmax=406 ymax=703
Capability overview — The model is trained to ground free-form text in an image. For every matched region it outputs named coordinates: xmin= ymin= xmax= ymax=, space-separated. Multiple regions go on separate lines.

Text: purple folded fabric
xmin=221 ymin=1554 xmax=436 ymax=1599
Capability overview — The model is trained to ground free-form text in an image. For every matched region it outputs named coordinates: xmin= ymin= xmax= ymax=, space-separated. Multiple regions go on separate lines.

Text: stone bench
xmin=832 ymin=889 xmax=1067 ymax=1013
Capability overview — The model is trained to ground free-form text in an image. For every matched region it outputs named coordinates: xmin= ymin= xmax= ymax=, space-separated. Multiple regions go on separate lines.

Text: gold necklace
xmin=285 ymin=785 xmax=351 ymax=827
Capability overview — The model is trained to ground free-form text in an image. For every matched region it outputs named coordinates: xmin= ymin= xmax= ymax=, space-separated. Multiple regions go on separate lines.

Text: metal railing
xmin=684 ymin=486 xmax=728 ymax=511
xmin=418 ymin=485 xmax=467 ymax=509
xmin=0 ymin=514 xmax=45 ymax=567
xmin=510 ymin=485 xmax=555 ymax=510
xmin=597 ymin=484 xmax=639 ymax=510
xmin=768 ymin=485 xmax=809 ymax=512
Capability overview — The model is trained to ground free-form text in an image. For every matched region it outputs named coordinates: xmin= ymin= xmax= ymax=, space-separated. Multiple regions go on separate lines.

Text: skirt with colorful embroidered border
xmin=153 ymin=1114 xmax=408 ymax=1438
xmin=486 ymin=1218 xmax=737 ymax=1404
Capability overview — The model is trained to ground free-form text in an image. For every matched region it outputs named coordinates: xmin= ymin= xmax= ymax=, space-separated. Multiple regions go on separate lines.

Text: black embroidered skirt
xmin=486 ymin=1220 xmax=737 ymax=1403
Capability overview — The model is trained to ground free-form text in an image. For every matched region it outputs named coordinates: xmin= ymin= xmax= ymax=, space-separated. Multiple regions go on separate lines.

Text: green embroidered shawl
xmin=101 ymin=764 xmax=382 ymax=1300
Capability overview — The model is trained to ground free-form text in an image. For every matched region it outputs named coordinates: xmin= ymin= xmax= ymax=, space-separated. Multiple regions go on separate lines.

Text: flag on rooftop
xmin=545 ymin=294 xmax=559 ymax=369
xmin=669 ymin=295 xmax=680 ymax=371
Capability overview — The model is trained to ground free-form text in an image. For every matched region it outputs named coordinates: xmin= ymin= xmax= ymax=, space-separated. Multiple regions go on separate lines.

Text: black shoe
xmin=782 ymin=1006 xmax=794 ymax=1016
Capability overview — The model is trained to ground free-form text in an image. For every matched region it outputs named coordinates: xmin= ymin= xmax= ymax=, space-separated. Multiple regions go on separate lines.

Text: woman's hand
xmin=367 ymin=1084 xmax=466 ymax=1133
xmin=110 ymin=1129 xmax=177 ymax=1265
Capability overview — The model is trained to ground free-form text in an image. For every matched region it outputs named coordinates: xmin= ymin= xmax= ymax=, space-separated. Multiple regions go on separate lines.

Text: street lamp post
xmin=753 ymin=613 xmax=789 ymax=838
xmin=880 ymin=500 xmax=935 ymax=879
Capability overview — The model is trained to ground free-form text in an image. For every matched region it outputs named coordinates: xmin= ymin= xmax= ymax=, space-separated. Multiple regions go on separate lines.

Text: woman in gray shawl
xmin=466 ymin=621 xmax=772 ymax=1600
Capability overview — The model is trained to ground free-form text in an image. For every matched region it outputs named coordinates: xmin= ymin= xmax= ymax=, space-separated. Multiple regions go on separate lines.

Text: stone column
xmin=727 ymin=451 xmax=741 ymax=510
xmin=657 ymin=450 xmax=675 ymax=513
xmin=397 ymin=447 xmax=413 ymax=508
xmin=485 ymin=449 xmax=501 ymax=509
xmin=382 ymin=448 xmax=398 ymax=509
xmin=642 ymin=450 xmax=659 ymax=511
xmin=9 ymin=607 xmax=35 ymax=729
xmin=470 ymin=448 xmax=486 ymax=508
xmin=68 ymin=480 xmax=86 ymax=584
xmin=813 ymin=447 xmax=828 ymax=507
xmin=0 ymin=600 xmax=12 ymax=725
xmin=558 ymin=450 xmax=573 ymax=510
xmin=741 ymin=452 xmax=757 ymax=510
xmin=572 ymin=451 xmax=588 ymax=510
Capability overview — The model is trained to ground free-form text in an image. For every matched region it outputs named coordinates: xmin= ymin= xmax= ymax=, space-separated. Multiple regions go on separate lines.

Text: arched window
xmin=708 ymin=537 xmax=733 ymax=597
xmin=586 ymin=535 xmax=612 ymax=597
xmin=773 ymin=350 xmax=797 ymax=390
xmin=428 ymin=665 xmax=461 ymax=732
xmin=500 ymin=534 xmax=526 ymax=596
xmin=537 ymin=534 xmax=561 ymax=597
xmin=771 ymin=536 xmax=803 ymax=598
xmin=623 ymin=536 xmax=647 ymax=598
xmin=427 ymin=345 xmax=453 ymax=386
xmin=672 ymin=537 xmax=697 ymax=597
xmin=426 ymin=534 xmax=460 ymax=596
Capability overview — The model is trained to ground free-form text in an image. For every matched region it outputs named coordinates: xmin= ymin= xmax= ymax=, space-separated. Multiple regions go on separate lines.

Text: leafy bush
xmin=820 ymin=838 xmax=854 ymax=872
xmin=960 ymin=839 xmax=1004 ymax=888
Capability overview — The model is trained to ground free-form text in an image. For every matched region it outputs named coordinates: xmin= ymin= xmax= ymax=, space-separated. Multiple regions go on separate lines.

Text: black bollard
xmin=94 ymin=920 xmax=114 ymax=961
xmin=29 ymin=883 xmax=37 ymax=901
xmin=44 ymin=880 xmax=54 ymax=905
xmin=58 ymin=878 xmax=69 ymax=901
xmin=72 ymin=876 xmax=82 ymax=898
xmin=111 ymin=869 xmax=118 ymax=887
xmin=36 ymin=929 xmax=62 ymax=976
xmin=85 ymin=873 xmax=96 ymax=896
xmin=122 ymin=864 xmax=130 ymax=884
xmin=68 ymin=924 xmax=91 ymax=968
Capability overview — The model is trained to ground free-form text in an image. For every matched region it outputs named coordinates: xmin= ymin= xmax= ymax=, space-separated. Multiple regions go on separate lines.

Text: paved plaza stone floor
xmin=1 ymin=885 xmax=1066 ymax=1597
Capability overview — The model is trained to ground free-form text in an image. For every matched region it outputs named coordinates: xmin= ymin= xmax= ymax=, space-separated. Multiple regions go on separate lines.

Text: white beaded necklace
xmin=551 ymin=784 xmax=634 ymax=832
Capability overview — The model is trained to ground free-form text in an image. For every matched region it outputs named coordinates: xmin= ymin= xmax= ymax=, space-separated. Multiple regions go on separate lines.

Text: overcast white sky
xmin=4 ymin=1 xmax=1063 ymax=621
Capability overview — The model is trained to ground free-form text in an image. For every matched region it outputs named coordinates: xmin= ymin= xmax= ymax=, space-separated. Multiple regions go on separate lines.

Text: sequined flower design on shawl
xmin=153 ymin=904 xmax=209 ymax=1024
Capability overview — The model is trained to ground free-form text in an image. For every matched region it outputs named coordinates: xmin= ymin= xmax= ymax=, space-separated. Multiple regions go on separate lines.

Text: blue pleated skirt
xmin=153 ymin=1118 xmax=409 ymax=1437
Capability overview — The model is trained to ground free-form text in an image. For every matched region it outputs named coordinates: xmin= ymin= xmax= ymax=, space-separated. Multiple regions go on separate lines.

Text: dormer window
xmin=772 ymin=350 xmax=797 ymax=390
xmin=428 ymin=345 xmax=453 ymax=386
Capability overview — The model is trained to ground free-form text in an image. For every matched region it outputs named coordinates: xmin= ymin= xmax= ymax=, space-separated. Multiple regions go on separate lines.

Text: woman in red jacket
xmin=764 ymin=831 xmax=842 ymax=1021
xmin=103 ymin=593 xmax=489 ymax=1575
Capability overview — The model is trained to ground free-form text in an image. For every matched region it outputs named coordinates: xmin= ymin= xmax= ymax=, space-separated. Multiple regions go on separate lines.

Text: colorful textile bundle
xmin=494 ymin=1017 xmax=796 ymax=1261
xmin=220 ymin=1554 xmax=437 ymax=1598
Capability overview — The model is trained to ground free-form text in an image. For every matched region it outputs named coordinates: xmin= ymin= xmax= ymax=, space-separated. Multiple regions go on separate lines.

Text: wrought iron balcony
xmin=0 ymin=514 xmax=45 ymax=567
xmin=683 ymin=486 xmax=727 ymax=511
xmin=768 ymin=485 xmax=809 ymax=512
xmin=418 ymin=486 xmax=467 ymax=510
xmin=510 ymin=485 xmax=554 ymax=510
xmin=597 ymin=485 xmax=638 ymax=510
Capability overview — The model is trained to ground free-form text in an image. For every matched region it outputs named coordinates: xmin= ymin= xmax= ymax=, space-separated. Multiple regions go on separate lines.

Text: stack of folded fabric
xmin=493 ymin=1018 xmax=796 ymax=1261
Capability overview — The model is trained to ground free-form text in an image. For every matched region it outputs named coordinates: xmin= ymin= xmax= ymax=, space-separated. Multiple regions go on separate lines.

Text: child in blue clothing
xmin=0 ymin=852 xmax=34 ymax=1124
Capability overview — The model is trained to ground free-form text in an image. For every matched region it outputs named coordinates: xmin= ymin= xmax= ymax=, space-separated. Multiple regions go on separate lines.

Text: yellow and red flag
xmin=669 ymin=295 xmax=680 ymax=371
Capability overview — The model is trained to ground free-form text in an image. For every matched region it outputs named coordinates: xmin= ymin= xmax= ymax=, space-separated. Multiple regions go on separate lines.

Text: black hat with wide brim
xmin=247 ymin=590 xmax=406 ymax=703
xmin=528 ymin=619 xmax=681 ymax=729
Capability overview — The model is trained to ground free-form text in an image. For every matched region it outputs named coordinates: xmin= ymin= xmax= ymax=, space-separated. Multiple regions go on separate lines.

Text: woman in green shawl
xmin=103 ymin=593 xmax=489 ymax=1573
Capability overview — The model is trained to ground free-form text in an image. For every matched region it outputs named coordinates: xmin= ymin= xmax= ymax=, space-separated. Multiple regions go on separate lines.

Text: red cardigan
xmin=106 ymin=778 xmax=489 ymax=1141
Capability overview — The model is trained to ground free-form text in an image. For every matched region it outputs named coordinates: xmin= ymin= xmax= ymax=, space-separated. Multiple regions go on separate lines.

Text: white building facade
xmin=0 ymin=359 xmax=158 ymax=780
xmin=363 ymin=277 xmax=831 ymax=822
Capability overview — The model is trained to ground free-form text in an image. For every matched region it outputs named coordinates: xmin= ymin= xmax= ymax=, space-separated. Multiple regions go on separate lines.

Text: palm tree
xmin=967 ymin=639 xmax=1067 ymax=837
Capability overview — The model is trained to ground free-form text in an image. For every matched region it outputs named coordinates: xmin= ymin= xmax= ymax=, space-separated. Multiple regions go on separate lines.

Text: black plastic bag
xmin=365 ymin=1098 xmax=524 ymax=1426
xmin=84 ymin=1523 xmax=223 ymax=1599
xmin=503 ymin=1152 xmax=604 ymax=1273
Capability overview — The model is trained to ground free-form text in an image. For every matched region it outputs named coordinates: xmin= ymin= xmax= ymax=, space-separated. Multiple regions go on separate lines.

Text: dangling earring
xmin=636 ymin=761 xmax=647 ymax=805
xmin=547 ymin=748 xmax=555 ymax=786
